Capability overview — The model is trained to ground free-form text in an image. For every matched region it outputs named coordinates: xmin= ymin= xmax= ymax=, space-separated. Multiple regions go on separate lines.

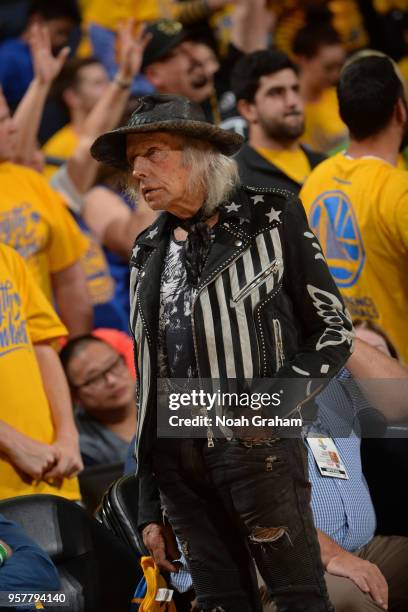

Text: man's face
xmin=127 ymin=132 xmax=196 ymax=217
xmin=68 ymin=342 xmax=135 ymax=412
xmin=248 ymin=69 xmax=304 ymax=142
xmin=182 ymin=41 xmax=216 ymax=102
xmin=75 ymin=63 xmax=109 ymax=114
xmin=146 ymin=42 xmax=209 ymax=102
xmin=303 ymin=43 xmax=346 ymax=89
xmin=45 ymin=17 xmax=76 ymax=50
xmin=0 ymin=92 xmax=17 ymax=162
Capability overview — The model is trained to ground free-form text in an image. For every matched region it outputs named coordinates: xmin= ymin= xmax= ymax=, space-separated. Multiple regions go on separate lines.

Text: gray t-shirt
xmin=157 ymin=237 xmax=198 ymax=380
xmin=75 ymin=408 xmax=130 ymax=466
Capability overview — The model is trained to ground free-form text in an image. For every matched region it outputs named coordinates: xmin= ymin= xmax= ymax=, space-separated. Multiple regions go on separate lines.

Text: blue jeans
xmin=153 ymin=437 xmax=334 ymax=611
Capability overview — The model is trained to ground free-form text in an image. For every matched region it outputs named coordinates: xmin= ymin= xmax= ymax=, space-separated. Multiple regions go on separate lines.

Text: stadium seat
xmin=78 ymin=461 xmax=124 ymax=515
xmin=0 ymin=494 xmax=142 ymax=612
xmin=96 ymin=473 xmax=148 ymax=557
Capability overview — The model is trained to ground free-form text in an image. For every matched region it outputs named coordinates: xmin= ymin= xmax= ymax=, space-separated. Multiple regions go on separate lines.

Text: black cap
xmin=141 ymin=19 xmax=188 ymax=71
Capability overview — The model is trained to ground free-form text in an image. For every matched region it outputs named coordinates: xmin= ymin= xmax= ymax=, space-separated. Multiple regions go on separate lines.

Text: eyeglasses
xmin=74 ymin=355 xmax=126 ymax=391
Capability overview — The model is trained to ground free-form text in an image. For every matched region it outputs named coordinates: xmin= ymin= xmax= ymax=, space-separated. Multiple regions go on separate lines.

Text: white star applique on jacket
xmin=146 ymin=227 xmax=159 ymax=240
xmin=225 ymin=202 xmax=240 ymax=212
xmin=266 ymin=208 xmax=281 ymax=223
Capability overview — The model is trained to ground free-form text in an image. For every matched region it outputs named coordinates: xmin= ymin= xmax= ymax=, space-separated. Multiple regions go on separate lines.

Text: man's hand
xmin=28 ymin=23 xmax=70 ymax=86
xmin=327 ymin=549 xmax=388 ymax=610
xmin=116 ymin=20 xmax=152 ymax=83
xmin=142 ymin=522 xmax=182 ymax=573
xmin=42 ymin=437 xmax=83 ymax=481
xmin=7 ymin=433 xmax=58 ymax=481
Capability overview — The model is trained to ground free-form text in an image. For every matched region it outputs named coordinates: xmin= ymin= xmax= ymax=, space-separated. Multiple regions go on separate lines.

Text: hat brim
xmin=90 ymin=120 xmax=244 ymax=169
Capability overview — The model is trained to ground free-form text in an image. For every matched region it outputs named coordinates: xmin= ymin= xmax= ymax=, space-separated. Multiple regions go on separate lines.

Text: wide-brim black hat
xmin=90 ymin=94 xmax=243 ymax=169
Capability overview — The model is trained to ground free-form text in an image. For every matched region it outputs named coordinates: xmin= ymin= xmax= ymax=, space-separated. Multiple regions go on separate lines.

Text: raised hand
xmin=116 ymin=20 xmax=152 ymax=83
xmin=28 ymin=23 xmax=70 ymax=87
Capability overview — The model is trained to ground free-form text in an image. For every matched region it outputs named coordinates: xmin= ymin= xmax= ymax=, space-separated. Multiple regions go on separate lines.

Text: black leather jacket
xmin=129 ymin=185 xmax=354 ymax=527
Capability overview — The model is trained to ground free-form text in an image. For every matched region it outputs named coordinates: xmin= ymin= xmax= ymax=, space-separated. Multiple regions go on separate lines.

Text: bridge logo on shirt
xmin=0 ymin=203 xmax=47 ymax=260
xmin=0 ymin=280 xmax=29 ymax=356
xmin=309 ymin=190 xmax=365 ymax=288
xmin=81 ymin=234 xmax=115 ymax=304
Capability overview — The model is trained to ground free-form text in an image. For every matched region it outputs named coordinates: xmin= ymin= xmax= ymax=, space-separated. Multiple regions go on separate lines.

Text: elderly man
xmin=91 ymin=94 xmax=354 ymax=612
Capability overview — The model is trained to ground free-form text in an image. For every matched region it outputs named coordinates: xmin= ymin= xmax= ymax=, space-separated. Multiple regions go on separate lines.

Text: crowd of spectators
xmin=0 ymin=0 xmax=407 ymax=609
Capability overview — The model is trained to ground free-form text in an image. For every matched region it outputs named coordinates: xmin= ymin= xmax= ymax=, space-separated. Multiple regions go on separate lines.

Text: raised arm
xmin=174 ymin=0 xmax=230 ymax=24
xmin=64 ymin=21 xmax=151 ymax=195
xmin=13 ymin=24 xmax=69 ymax=166
xmin=230 ymin=0 xmax=269 ymax=53
xmin=83 ymin=187 xmax=157 ymax=260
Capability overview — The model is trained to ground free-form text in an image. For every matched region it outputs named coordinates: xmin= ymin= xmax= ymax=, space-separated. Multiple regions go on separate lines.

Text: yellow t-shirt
xmin=0 ymin=162 xmax=88 ymax=301
xmin=85 ymin=0 xmax=169 ymax=28
xmin=0 ymin=244 xmax=80 ymax=500
xmin=256 ymin=147 xmax=312 ymax=186
xmin=399 ymin=57 xmax=408 ymax=89
xmin=301 ymin=87 xmax=348 ymax=154
xmin=42 ymin=124 xmax=79 ymax=180
xmin=373 ymin=0 xmax=407 ymax=13
xmin=271 ymin=0 xmax=368 ymax=55
xmin=300 ymin=153 xmax=408 ymax=362
xmin=81 ymin=232 xmax=115 ymax=304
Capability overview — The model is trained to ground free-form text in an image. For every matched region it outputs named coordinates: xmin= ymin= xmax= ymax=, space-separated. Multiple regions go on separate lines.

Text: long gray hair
xmin=125 ymin=135 xmax=241 ymax=215
xmin=182 ymin=137 xmax=240 ymax=216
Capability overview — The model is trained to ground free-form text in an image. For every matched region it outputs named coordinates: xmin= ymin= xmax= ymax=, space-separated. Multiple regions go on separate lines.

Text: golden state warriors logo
xmin=309 ymin=190 xmax=365 ymax=288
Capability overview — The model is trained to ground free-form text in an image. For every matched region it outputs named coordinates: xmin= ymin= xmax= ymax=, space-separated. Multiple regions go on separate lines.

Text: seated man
xmin=259 ymin=333 xmax=408 ymax=612
xmin=0 ymin=243 xmax=82 ymax=500
xmin=60 ymin=335 xmax=137 ymax=467
xmin=310 ymin=339 xmax=408 ymax=612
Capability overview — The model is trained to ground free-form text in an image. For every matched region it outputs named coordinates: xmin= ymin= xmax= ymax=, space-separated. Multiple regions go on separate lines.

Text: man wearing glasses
xmin=60 ymin=335 xmax=137 ymax=467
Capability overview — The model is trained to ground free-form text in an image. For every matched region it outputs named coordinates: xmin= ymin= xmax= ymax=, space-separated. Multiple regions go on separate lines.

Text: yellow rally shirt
xmin=42 ymin=124 xmax=79 ymax=180
xmin=256 ymin=147 xmax=312 ymax=186
xmin=0 ymin=162 xmax=88 ymax=301
xmin=300 ymin=153 xmax=408 ymax=362
xmin=0 ymin=244 xmax=80 ymax=500
xmin=301 ymin=87 xmax=348 ymax=154
xmin=85 ymin=0 xmax=168 ymax=28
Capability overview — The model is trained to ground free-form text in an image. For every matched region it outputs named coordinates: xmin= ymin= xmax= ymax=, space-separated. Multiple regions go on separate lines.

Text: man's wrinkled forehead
xmin=126 ymin=131 xmax=186 ymax=160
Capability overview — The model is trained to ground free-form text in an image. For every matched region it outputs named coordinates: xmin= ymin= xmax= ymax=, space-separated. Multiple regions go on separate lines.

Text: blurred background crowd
xmin=0 ymin=0 xmax=408 ymax=610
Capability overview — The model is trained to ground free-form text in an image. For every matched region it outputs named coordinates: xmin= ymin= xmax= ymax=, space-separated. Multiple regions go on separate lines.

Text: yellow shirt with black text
xmin=0 ymin=244 xmax=80 ymax=500
xmin=0 ymin=162 xmax=88 ymax=302
xmin=300 ymin=153 xmax=408 ymax=362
